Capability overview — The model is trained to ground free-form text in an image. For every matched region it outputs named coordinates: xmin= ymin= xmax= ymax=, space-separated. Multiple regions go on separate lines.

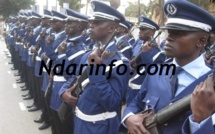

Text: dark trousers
xmin=35 ymin=76 xmax=42 ymax=108
xmin=50 ymin=109 xmax=74 ymax=134
xmin=27 ymin=67 xmax=37 ymax=102
xmin=21 ymin=61 xmax=27 ymax=82
xmin=14 ymin=50 xmax=19 ymax=69
xmin=10 ymin=46 xmax=15 ymax=64
xmin=40 ymin=91 xmax=51 ymax=124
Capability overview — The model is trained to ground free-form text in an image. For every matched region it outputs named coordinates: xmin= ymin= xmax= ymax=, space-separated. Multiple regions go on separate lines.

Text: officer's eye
xmin=89 ymin=20 xmax=106 ymax=25
xmin=167 ymin=30 xmax=194 ymax=36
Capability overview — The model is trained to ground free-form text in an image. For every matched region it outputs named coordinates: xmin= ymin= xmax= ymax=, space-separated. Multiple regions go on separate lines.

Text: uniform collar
xmin=68 ymin=35 xmax=83 ymax=42
xmin=115 ymin=35 xmax=125 ymax=42
xmin=33 ymin=25 xmax=41 ymax=32
xmin=173 ymin=54 xmax=210 ymax=79
xmin=54 ymin=30 xmax=65 ymax=40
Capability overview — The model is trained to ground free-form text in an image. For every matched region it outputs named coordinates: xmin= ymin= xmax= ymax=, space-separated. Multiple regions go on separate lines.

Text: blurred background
xmin=1 ymin=0 xmax=215 ymax=42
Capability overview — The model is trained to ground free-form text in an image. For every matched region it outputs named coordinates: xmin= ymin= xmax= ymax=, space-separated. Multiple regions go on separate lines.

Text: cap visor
xmin=161 ymin=24 xmax=204 ymax=31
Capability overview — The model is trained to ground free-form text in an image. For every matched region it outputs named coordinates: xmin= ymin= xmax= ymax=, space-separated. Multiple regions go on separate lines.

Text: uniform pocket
xmin=142 ymin=93 xmax=159 ymax=109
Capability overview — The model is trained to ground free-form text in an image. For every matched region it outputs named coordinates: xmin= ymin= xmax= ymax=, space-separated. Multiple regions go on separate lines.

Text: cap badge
xmin=167 ymin=4 xmax=177 ymax=15
xmin=139 ymin=17 xmax=144 ymax=22
xmin=91 ymin=3 xmax=95 ymax=10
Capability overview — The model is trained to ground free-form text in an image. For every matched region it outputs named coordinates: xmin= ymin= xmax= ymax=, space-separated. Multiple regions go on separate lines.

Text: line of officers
xmin=4 ymin=0 xmax=215 ymax=134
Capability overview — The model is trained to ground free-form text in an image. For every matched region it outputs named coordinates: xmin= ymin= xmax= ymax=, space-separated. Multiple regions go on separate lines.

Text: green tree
xmin=0 ymin=0 xmax=34 ymax=18
xmin=103 ymin=0 xmax=120 ymax=9
xmin=188 ymin=0 xmax=210 ymax=9
xmin=58 ymin=0 xmax=84 ymax=11
xmin=125 ymin=2 xmax=149 ymax=17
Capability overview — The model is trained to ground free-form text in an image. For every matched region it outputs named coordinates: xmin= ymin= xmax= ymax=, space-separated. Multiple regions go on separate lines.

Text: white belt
xmin=53 ymin=76 xmax=66 ymax=82
xmin=36 ymin=56 xmax=41 ymax=61
xmin=16 ymin=42 xmax=21 ymax=45
xmin=120 ymin=45 xmax=132 ymax=53
xmin=68 ymin=50 xmax=85 ymax=61
xmin=28 ymin=51 xmax=33 ymax=55
xmin=38 ymin=48 xmax=42 ymax=54
xmin=129 ymin=82 xmax=141 ymax=90
xmin=75 ymin=107 xmax=117 ymax=122
xmin=81 ymin=78 xmax=89 ymax=88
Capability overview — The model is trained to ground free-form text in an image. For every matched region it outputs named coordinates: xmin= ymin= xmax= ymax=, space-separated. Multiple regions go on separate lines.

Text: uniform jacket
xmin=74 ymin=41 xmax=130 ymax=134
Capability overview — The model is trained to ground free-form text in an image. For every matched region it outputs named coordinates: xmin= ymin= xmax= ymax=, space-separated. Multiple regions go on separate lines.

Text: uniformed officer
xmin=32 ymin=9 xmax=52 ymax=130
xmin=204 ymin=30 xmax=215 ymax=66
xmin=121 ymin=0 xmax=215 ymax=134
xmin=42 ymin=10 xmax=67 ymax=134
xmin=8 ymin=16 xmax=19 ymax=70
xmin=182 ymin=77 xmax=215 ymax=134
xmin=126 ymin=16 xmax=166 ymax=105
xmin=125 ymin=21 xmax=135 ymax=46
xmin=66 ymin=1 xmax=130 ymax=133
xmin=115 ymin=20 xmax=133 ymax=60
xmin=24 ymin=12 xmax=42 ymax=111
xmin=49 ymin=8 xmax=88 ymax=134
xmin=14 ymin=13 xmax=26 ymax=78
xmin=20 ymin=12 xmax=32 ymax=93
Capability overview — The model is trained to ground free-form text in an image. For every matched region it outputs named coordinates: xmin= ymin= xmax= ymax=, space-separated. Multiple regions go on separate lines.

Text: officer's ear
xmin=78 ymin=22 xmax=88 ymax=31
xmin=108 ymin=21 xmax=119 ymax=33
xmin=149 ymin=29 xmax=155 ymax=36
xmin=197 ymin=32 xmax=209 ymax=48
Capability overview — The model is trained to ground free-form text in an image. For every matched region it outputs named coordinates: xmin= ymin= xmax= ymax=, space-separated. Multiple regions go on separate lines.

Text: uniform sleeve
xmin=182 ymin=115 xmax=215 ymax=134
xmin=59 ymin=76 xmax=76 ymax=98
xmin=121 ymin=75 xmax=149 ymax=126
xmin=44 ymin=44 xmax=57 ymax=60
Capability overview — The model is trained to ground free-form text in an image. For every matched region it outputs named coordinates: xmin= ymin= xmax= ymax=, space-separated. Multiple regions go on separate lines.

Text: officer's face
xmin=65 ymin=21 xmax=78 ymax=35
xmin=51 ymin=20 xmax=65 ymax=33
xmin=41 ymin=18 xmax=49 ymax=27
xmin=164 ymin=29 xmax=205 ymax=59
xmin=116 ymin=26 xmax=127 ymax=36
xmin=88 ymin=20 xmax=112 ymax=41
xmin=139 ymin=27 xmax=153 ymax=41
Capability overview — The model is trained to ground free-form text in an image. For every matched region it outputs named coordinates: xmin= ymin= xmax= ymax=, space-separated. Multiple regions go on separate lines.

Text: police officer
xmin=8 ymin=16 xmax=19 ymax=70
xmin=115 ymin=20 xmax=133 ymax=60
xmin=126 ymin=16 xmax=165 ymax=105
xmin=32 ymin=9 xmax=52 ymax=130
xmin=204 ymin=30 xmax=215 ymax=66
xmin=49 ymin=8 xmax=88 ymax=134
xmin=121 ymin=0 xmax=215 ymax=134
xmin=66 ymin=1 xmax=130 ymax=133
xmin=182 ymin=77 xmax=215 ymax=133
xmin=20 ymin=12 xmax=32 ymax=93
xmin=42 ymin=10 xmax=67 ymax=134
xmin=24 ymin=12 xmax=42 ymax=111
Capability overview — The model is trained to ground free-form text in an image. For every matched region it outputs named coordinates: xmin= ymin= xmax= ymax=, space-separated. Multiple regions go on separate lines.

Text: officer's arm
xmin=182 ymin=115 xmax=215 ymax=134
xmin=121 ymin=77 xmax=149 ymax=127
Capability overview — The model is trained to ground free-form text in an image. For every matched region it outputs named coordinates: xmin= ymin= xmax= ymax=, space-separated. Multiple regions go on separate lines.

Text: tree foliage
xmin=0 ymin=0 xmax=34 ymax=18
xmin=125 ymin=2 xmax=151 ymax=18
xmin=103 ymin=0 xmax=120 ymax=9
xmin=188 ymin=0 xmax=210 ymax=9
xmin=58 ymin=0 xmax=84 ymax=11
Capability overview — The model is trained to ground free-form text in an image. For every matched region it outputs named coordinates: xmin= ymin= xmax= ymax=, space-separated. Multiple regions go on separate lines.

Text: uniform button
xmin=169 ymin=103 xmax=172 ymax=105
xmin=146 ymin=100 xmax=150 ymax=103
xmin=93 ymin=121 xmax=96 ymax=124
xmin=164 ymin=123 xmax=168 ymax=126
